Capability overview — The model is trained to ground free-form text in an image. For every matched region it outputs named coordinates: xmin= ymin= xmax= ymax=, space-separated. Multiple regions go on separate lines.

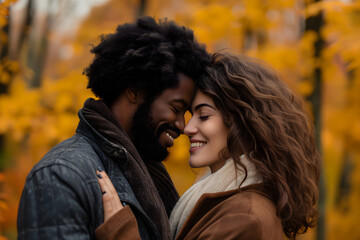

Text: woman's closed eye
xmin=191 ymin=103 xmax=216 ymax=121
xmin=199 ymin=115 xmax=210 ymax=120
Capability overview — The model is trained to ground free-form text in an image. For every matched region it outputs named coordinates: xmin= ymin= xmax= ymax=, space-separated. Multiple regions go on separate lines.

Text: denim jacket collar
xmin=76 ymin=109 xmax=129 ymax=170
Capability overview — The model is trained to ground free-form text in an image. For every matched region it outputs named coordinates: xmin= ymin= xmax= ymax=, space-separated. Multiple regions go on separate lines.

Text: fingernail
xmin=98 ymin=166 xmax=103 ymax=172
xmin=97 ymin=174 xmax=102 ymax=179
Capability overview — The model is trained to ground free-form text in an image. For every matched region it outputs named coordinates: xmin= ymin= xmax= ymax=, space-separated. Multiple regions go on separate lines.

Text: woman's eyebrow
xmin=192 ymin=103 xmax=216 ymax=112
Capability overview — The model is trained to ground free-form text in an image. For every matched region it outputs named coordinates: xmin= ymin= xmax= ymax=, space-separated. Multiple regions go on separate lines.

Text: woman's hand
xmin=96 ymin=170 xmax=124 ymax=222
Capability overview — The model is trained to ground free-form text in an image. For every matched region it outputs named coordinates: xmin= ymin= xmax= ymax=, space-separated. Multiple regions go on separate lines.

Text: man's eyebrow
xmin=172 ymin=99 xmax=189 ymax=108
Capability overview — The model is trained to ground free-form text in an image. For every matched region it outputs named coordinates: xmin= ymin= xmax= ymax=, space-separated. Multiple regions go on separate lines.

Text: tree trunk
xmin=0 ymin=11 xmax=10 ymax=95
xmin=305 ymin=1 xmax=325 ymax=239
xmin=0 ymin=6 xmax=12 ymax=171
xmin=137 ymin=0 xmax=147 ymax=18
xmin=25 ymin=0 xmax=49 ymax=88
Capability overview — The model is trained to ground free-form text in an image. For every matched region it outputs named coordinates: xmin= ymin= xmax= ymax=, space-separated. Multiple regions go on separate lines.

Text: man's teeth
xmin=191 ymin=142 xmax=206 ymax=148
xmin=166 ymin=132 xmax=174 ymax=141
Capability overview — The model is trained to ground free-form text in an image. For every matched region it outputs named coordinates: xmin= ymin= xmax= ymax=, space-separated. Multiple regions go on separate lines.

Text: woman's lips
xmin=189 ymin=140 xmax=207 ymax=153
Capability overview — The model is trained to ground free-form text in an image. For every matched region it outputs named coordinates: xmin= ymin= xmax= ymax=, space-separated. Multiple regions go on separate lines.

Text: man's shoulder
xmin=45 ymin=133 xmax=96 ymax=158
xmin=28 ymin=133 xmax=100 ymax=180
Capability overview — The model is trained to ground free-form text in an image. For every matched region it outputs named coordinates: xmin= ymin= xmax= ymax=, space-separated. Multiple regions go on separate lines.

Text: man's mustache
xmin=156 ymin=124 xmax=181 ymax=138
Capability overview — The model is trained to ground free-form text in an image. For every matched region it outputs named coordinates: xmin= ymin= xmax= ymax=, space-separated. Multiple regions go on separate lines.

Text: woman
xmin=95 ymin=52 xmax=320 ymax=240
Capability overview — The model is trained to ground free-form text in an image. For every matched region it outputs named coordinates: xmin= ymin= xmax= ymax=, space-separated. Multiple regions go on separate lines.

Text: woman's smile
xmin=189 ymin=139 xmax=207 ymax=152
xmin=185 ymin=91 xmax=229 ymax=173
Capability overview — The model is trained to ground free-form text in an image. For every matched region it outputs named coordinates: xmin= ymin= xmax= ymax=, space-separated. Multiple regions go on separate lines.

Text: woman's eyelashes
xmin=197 ymin=108 xmax=213 ymax=121
xmin=199 ymin=115 xmax=210 ymax=120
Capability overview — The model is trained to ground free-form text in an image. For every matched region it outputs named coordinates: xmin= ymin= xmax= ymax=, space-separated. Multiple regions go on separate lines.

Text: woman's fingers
xmin=97 ymin=171 xmax=107 ymax=195
xmin=97 ymin=170 xmax=124 ymax=222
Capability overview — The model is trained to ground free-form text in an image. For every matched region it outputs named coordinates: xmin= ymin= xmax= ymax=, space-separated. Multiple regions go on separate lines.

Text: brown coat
xmin=95 ymin=185 xmax=284 ymax=240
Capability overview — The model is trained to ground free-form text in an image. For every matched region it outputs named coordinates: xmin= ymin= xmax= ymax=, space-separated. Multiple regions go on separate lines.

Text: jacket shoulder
xmin=179 ymin=189 xmax=284 ymax=240
xmin=228 ymin=190 xmax=284 ymax=239
xmin=219 ymin=190 xmax=283 ymax=239
xmin=27 ymin=133 xmax=101 ymax=181
xmin=233 ymin=191 xmax=281 ymax=221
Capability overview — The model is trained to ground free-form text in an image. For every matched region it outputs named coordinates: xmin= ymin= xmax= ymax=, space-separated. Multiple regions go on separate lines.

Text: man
xmin=17 ymin=16 xmax=209 ymax=240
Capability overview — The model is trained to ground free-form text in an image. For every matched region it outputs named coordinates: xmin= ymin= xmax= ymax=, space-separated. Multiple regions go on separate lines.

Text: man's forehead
xmin=155 ymin=76 xmax=195 ymax=103
xmin=154 ymin=88 xmax=191 ymax=106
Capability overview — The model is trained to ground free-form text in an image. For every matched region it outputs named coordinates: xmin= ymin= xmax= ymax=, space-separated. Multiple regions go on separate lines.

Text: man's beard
xmin=130 ymin=101 xmax=169 ymax=162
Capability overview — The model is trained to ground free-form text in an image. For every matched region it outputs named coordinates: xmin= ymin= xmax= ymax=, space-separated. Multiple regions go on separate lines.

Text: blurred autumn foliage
xmin=1 ymin=0 xmax=360 ymax=239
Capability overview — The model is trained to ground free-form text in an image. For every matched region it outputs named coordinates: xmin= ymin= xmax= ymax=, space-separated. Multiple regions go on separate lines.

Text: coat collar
xmin=195 ymin=183 xmax=268 ymax=202
xmin=76 ymin=109 xmax=129 ymax=167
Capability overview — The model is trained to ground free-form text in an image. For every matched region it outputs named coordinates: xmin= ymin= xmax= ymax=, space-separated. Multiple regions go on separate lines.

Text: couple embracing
xmin=17 ymin=16 xmax=320 ymax=240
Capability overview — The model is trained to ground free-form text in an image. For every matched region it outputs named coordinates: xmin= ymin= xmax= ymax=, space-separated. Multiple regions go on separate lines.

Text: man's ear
xmin=125 ymin=88 xmax=143 ymax=104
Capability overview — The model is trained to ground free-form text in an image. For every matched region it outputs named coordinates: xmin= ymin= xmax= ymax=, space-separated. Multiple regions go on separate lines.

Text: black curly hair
xmin=84 ymin=16 xmax=210 ymax=106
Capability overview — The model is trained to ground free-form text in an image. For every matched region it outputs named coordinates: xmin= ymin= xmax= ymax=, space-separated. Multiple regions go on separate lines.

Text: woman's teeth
xmin=191 ymin=142 xmax=206 ymax=148
xmin=166 ymin=132 xmax=174 ymax=141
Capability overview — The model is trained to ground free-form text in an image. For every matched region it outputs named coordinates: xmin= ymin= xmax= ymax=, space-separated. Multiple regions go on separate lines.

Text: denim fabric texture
xmin=17 ymin=109 xmax=160 ymax=240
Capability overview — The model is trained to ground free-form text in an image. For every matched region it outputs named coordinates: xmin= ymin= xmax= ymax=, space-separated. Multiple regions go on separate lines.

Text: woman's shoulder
xmin=177 ymin=186 xmax=284 ymax=240
xmin=230 ymin=187 xmax=280 ymax=219
xmin=208 ymin=185 xmax=275 ymax=214
xmin=225 ymin=187 xmax=283 ymax=237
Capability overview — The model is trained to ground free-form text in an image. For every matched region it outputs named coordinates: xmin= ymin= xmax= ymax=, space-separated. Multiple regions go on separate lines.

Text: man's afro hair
xmin=84 ymin=16 xmax=210 ymax=105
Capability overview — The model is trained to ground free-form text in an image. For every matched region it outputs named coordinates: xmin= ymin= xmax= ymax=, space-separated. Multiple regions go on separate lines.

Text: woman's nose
xmin=184 ymin=118 xmax=197 ymax=136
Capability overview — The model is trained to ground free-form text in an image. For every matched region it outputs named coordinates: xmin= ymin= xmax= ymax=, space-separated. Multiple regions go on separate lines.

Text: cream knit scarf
xmin=169 ymin=155 xmax=262 ymax=238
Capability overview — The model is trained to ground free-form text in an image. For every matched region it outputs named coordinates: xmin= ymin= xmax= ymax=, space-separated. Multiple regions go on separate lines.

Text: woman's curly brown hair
xmin=198 ymin=52 xmax=320 ymax=239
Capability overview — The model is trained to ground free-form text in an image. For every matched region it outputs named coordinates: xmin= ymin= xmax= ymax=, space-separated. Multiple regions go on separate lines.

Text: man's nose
xmin=175 ymin=116 xmax=185 ymax=134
